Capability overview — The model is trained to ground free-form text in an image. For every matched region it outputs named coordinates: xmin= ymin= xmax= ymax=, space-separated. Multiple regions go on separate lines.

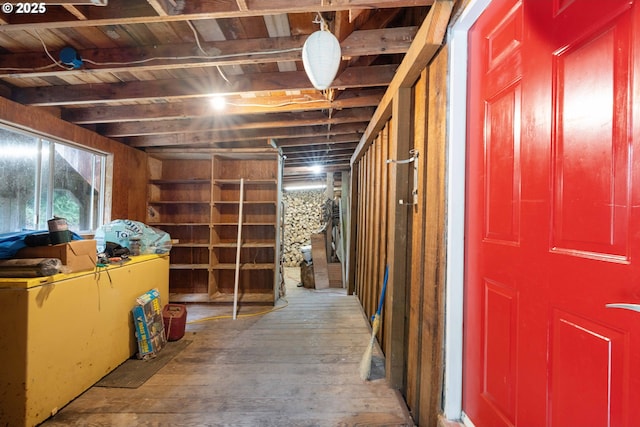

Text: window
xmin=0 ymin=126 xmax=107 ymax=234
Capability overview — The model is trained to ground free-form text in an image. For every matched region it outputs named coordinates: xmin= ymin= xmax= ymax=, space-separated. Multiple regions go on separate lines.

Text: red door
xmin=464 ymin=0 xmax=640 ymax=426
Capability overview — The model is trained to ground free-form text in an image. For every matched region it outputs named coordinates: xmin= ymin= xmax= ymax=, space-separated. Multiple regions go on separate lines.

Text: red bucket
xmin=162 ymin=304 xmax=187 ymax=341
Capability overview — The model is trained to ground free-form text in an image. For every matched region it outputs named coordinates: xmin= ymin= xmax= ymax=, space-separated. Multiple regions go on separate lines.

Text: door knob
xmin=605 ymin=303 xmax=640 ymax=312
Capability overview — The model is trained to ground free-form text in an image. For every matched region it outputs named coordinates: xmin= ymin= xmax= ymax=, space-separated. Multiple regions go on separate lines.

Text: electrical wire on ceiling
xmin=0 ymin=27 xmax=303 ymax=73
xmin=30 ymin=30 xmax=73 ymax=71
xmin=225 ymin=99 xmax=327 ymax=108
xmin=2 ymin=27 xmax=341 ymax=111
xmin=1 ymin=39 xmax=328 ymax=110
xmin=185 ymin=20 xmax=230 ymax=84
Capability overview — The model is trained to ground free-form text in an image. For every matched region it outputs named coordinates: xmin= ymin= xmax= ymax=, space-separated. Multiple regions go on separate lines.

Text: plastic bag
xmin=95 ymin=220 xmax=172 ymax=254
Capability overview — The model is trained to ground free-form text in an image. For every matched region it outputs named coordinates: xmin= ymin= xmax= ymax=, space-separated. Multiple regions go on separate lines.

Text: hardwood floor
xmin=42 ymin=268 xmax=414 ymax=426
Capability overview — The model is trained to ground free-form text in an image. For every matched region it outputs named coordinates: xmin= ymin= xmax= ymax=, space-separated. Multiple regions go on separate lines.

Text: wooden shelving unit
xmin=147 ymin=157 xmax=212 ymax=297
xmin=209 ymin=154 xmax=281 ymax=303
xmin=147 ymin=152 xmax=282 ymax=304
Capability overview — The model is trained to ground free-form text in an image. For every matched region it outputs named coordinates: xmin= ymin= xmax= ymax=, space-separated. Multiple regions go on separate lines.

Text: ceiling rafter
xmin=99 ymin=107 xmax=375 ymax=137
xmin=12 ymin=64 xmax=397 ymax=106
xmin=0 ymin=0 xmax=433 ymax=31
xmin=61 ymin=88 xmax=384 ymax=124
xmin=0 ymin=27 xmax=416 ymax=79
xmin=0 ymin=1 xmax=438 ymax=177
xmin=126 ymin=122 xmax=366 ymax=147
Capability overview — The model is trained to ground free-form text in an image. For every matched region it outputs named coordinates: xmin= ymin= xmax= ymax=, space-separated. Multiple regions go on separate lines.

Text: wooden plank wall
xmin=354 ymin=125 xmax=390 ymax=325
xmin=349 ymin=44 xmax=450 ymax=427
xmin=0 ymin=96 xmax=148 ymax=221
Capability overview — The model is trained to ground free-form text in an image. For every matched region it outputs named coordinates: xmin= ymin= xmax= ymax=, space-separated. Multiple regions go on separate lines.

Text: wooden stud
xmin=406 ymin=72 xmax=427 ymax=416
xmin=417 ymin=46 xmax=448 ymax=427
xmin=377 ymin=124 xmax=390 ymax=348
xmin=356 ymin=158 xmax=365 ymax=298
xmin=384 ymin=87 xmax=412 ymax=390
xmin=364 ymin=135 xmax=376 ymax=333
xmin=341 ymin=170 xmax=350 ymax=289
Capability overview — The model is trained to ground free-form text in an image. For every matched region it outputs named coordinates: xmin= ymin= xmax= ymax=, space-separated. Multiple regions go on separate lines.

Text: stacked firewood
xmin=282 ymin=189 xmax=326 ymax=267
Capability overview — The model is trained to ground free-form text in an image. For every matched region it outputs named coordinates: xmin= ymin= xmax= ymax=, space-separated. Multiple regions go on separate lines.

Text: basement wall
xmin=0 ymin=96 xmax=148 ymax=222
xmin=348 ymin=1 xmax=453 ymax=425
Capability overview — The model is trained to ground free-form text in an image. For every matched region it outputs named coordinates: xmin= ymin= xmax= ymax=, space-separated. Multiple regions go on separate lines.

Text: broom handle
xmin=375 ymin=265 xmax=389 ymax=317
xmin=232 ymin=178 xmax=244 ymax=320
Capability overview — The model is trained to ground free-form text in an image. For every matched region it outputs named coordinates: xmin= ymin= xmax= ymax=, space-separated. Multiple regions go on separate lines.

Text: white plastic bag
xmin=95 ymin=220 xmax=172 ymax=254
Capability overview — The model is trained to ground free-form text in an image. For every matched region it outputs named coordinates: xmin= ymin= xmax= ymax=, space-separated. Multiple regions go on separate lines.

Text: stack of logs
xmin=282 ymin=189 xmax=326 ymax=267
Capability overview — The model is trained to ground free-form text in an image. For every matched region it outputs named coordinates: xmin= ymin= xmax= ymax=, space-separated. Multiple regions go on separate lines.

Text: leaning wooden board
xmin=310 ymin=233 xmax=329 ymax=289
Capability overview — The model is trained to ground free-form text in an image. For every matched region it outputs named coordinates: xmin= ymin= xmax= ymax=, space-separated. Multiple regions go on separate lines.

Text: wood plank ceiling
xmin=0 ymin=0 xmax=433 ymax=182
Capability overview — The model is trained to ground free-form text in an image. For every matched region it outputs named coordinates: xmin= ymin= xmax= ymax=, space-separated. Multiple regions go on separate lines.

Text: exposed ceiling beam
xmin=284 ymin=147 xmax=356 ymax=157
xmin=13 ymin=65 xmax=397 ymax=106
xmin=61 ymin=5 xmax=90 ymax=19
xmin=127 ymin=122 xmax=366 ymax=147
xmin=62 ymin=89 xmax=384 ymax=124
xmin=236 ymin=0 xmax=249 ymax=12
xmin=144 ymin=147 xmax=278 ymax=157
xmin=146 ymin=0 xmax=169 ymax=16
xmin=285 ymin=152 xmax=353 ymax=163
xmin=284 ymin=161 xmax=352 ymax=169
xmin=284 ymin=164 xmax=349 ymax=175
xmin=281 ymin=144 xmax=358 ymax=155
xmin=99 ymin=107 xmax=374 ymax=137
xmin=0 ymin=0 xmax=433 ymax=31
xmin=145 ymin=0 xmax=184 ymax=16
xmin=276 ymin=134 xmax=360 ymax=147
xmin=0 ymin=27 xmax=415 ymax=79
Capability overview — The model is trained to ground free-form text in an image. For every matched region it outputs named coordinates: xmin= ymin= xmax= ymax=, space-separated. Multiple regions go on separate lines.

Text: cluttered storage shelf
xmin=147 ymin=153 xmax=283 ymax=304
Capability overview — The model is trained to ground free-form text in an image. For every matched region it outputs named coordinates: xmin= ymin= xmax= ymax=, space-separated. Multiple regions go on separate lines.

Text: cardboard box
xmin=132 ymin=288 xmax=166 ymax=359
xmin=16 ymin=239 xmax=97 ymax=273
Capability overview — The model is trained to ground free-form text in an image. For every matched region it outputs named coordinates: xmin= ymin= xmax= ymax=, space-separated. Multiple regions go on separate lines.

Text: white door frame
xmin=444 ymin=0 xmax=492 ymax=421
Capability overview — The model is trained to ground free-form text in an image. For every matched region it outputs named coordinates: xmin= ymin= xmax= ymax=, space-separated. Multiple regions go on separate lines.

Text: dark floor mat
xmin=95 ymin=340 xmax=192 ymax=388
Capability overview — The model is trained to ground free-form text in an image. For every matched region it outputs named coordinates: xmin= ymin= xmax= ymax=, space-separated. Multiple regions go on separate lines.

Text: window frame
xmin=0 ymin=123 xmax=111 ymax=234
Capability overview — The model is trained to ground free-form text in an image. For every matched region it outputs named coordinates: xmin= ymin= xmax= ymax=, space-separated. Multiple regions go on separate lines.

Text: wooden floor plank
xmin=45 ymin=411 xmax=409 ymax=427
xmin=41 ymin=268 xmax=414 ymax=427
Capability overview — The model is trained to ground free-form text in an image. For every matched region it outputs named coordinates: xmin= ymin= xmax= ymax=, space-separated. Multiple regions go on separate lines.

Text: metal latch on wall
xmin=387 ymin=149 xmax=419 ymax=206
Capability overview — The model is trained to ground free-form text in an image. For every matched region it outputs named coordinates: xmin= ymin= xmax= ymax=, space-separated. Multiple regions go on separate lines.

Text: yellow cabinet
xmin=0 ymin=255 xmax=170 ymax=427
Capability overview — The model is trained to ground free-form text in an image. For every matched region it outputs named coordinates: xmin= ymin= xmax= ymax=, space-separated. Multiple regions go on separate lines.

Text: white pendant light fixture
xmin=302 ymin=16 xmax=341 ymax=90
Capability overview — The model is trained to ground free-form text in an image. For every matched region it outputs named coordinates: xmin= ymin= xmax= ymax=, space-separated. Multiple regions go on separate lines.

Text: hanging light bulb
xmin=302 ymin=17 xmax=341 ymax=91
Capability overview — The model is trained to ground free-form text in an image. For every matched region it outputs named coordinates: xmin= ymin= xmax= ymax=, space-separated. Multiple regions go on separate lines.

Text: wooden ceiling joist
xmin=0 ymin=0 xmax=433 ymax=178
xmin=0 ymin=0 xmax=433 ymax=32
xmin=281 ymin=143 xmax=359 ymax=154
xmin=275 ymin=134 xmax=360 ymax=148
xmin=127 ymin=122 xmax=366 ymax=147
xmin=0 ymin=28 xmax=416 ymax=79
xmin=284 ymin=164 xmax=349 ymax=176
xmin=13 ymin=65 xmax=397 ymax=106
xmin=99 ymin=107 xmax=374 ymax=137
xmin=61 ymin=89 xmax=384 ymax=124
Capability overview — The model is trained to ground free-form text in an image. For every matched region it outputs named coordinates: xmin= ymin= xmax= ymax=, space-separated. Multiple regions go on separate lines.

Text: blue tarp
xmin=0 ymin=230 xmax=83 ymax=259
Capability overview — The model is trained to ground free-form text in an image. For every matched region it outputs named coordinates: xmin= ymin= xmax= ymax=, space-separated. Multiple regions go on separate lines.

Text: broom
xmin=359 ymin=265 xmax=389 ymax=381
